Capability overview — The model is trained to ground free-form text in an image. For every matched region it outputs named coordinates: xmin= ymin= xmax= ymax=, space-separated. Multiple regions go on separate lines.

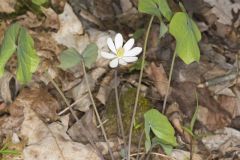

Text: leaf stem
xmin=127 ymin=15 xmax=154 ymax=160
xmin=162 ymin=50 xmax=177 ymax=113
xmin=81 ymin=61 xmax=115 ymax=160
xmin=114 ymin=70 xmax=127 ymax=156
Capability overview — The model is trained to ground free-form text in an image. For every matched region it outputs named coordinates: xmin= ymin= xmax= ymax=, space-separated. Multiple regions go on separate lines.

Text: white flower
xmin=101 ymin=33 xmax=142 ymax=68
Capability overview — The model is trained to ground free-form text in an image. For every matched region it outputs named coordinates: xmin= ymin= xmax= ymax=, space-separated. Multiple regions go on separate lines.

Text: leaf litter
xmin=0 ymin=0 xmax=240 ymax=160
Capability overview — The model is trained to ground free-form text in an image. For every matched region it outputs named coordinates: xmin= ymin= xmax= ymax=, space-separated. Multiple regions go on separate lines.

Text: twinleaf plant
xmin=58 ymin=43 xmax=98 ymax=70
xmin=58 ymin=43 xmax=116 ymax=159
xmin=0 ymin=23 xmax=40 ymax=84
xmin=126 ymin=0 xmax=202 ymax=158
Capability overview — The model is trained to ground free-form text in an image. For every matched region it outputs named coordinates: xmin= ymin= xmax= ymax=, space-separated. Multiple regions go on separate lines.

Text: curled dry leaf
xmin=96 ymin=71 xmax=114 ymax=105
xmin=0 ymin=72 xmax=18 ymax=104
xmin=21 ymin=107 xmax=100 ymax=160
xmin=166 ymin=102 xmax=191 ymax=143
xmin=171 ymin=149 xmax=203 ymax=160
xmin=42 ymin=7 xmax=60 ymax=30
xmin=72 ymin=68 xmax=106 ymax=112
xmin=0 ymin=0 xmax=16 ymax=13
xmin=120 ymin=0 xmax=133 ymax=12
xmin=202 ymin=127 xmax=240 ymax=157
xmin=17 ymin=88 xmax=60 ymax=122
xmin=146 ymin=63 xmax=169 ymax=97
xmin=68 ymin=109 xmax=99 ymax=143
xmin=203 ymin=0 xmax=240 ymax=26
xmin=1 ymin=87 xmax=60 ymax=137
xmin=52 ymin=3 xmax=89 ymax=54
xmin=217 ymin=95 xmax=240 ymax=119
xmin=197 ymin=105 xmax=231 ymax=131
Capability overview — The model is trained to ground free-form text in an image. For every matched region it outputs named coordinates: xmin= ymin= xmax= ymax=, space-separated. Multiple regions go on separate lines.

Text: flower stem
xmin=114 ymin=70 xmax=127 ymax=156
xmin=162 ymin=50 xmax=177 ymax=113
xmin=127 ymin=15 xmax=154 ymax=160
xmin=81 ymin=61 xmax=115 ymax=160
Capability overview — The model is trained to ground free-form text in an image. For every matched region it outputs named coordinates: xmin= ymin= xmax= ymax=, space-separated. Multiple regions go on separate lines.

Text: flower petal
xmin=101 ymin=51 xmax=116 ymax=59
xmin=115 ymin=33 xmax=123 ymax=49
xmin=123 ymin=38 xmax=134 ymax=51
xmin=125 ymin=47 xmax=142 ymax=57
xmin=107 ymin=38 xmax=117 ymax=53
xmin=122 ymin=56 xmax=138 ymax=62
xmin=109 ymin=58 xmax=119 ymax=68
xmin=119 ymin=58 xmax=127 ymax=65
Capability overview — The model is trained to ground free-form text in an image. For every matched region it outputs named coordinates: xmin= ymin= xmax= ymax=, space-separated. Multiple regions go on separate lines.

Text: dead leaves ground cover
xmin=0 ymin=0 xmax=240 ymax=160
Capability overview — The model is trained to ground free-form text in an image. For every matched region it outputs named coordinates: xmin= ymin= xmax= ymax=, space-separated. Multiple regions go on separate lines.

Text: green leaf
xmin=32 ymin=0 xmax=48 ymax=6
xmin=169 ymin=12 xmax=201 ymax=64
xmin=159 ymin=21 xmax=168 ymax=38
xmin=144 ymin=109 xmax=177 ymax=147
xmin=16 ymin=28 xmax=40 ymax=84
xmin=159 ymin=143 xmax=173 ymax=155
xmin=58 ymin=48 xmax=82 ymax=70
xmin=152 ymin=137 xmax=173 ymax=155
xmin=0 ymin=23 xmax=21 ymax=76
xmin=82 ymin=43 xmax=98 ymax=69
xmin=138 ymin=0 xmax=173 ymax=21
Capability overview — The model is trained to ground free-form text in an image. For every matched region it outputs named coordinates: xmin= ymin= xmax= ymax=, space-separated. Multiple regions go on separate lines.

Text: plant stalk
xmin=127 ymin=15 xmax=154 ymax=160
xmin=114 ymin=70 xmax=127 ymax=156
xmin=162 ymin=50 xmax=177 ymax=113
xmin=81 ymin=61 xmax=115 ymax=160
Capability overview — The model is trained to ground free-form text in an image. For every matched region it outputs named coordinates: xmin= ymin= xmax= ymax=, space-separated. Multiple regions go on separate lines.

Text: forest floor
xmin=0 ymin=0 xmax=239 ymax=160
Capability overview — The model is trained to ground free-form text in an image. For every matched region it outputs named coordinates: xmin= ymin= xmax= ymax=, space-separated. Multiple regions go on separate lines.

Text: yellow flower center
xmin=116 ymin=48 xmax=124 ymax=57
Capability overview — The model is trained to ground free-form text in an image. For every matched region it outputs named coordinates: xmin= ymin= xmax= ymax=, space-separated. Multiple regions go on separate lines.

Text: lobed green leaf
xmin=144 ymin=109 xmax=177 ymax=152
xmin=138 ymin=0 xmax=172 ymax=21
xmin=169 ymin=12 xmax=201 ymax=64
xmin=58 ymin=48 xmax=82 ymax=70
xmin=82 ymin=43 xmax=98 ymax=69
xmin=16 ymin=28 xmax=40 ymax=84
xmin=0 ymin=23 xmax=20 ymax=76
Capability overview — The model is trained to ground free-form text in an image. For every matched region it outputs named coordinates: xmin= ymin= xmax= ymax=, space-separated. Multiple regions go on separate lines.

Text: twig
xmin=58 ymin=94 xmax=88 ymax=116
xmin=47 ymin=73 xmax=105 ymax=160
xmin=114 ymin=70 xmax=127 ymax=156
xmin=47 ymin=74 xmax=79 ymax=121
xmin=197 ymin=68 xmax=238 ymax=88
xmin=127 ymin=15 xmax=154 ymax=160
xmin=162 ymin=50 xmax=177 ymax=113
xmin=128 ymin=152 xmax=174 ymax=160
xmin=81 ymin=61 xmax=115 ymax=160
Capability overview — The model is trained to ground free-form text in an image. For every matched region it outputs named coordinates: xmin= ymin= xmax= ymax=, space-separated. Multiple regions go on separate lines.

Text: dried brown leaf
xmin=68 ymin=109 xmax=99 ymax=143
xmin=146 ymin=63 xmax=169 ymax=97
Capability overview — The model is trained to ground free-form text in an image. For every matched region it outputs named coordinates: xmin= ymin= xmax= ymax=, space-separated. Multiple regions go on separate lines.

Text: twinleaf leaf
xmin=82 ymin=43 xmax=98 ymax=69
xmin=59 ymin=43 xmax=98 ymax=70
xmin=0 ymin=23 xmax=20 ymax=76
xmin=152 ymin=137 xmax=173 ymax=155
xmin=58 ymin=48 xmax=82 ymax=70
xmin=169 ymin=12 xmax=201 ymax=64
xmin=144 ymin=109 xmax=177 ymax=152
xmin=159 ymin=21 xmax=168 ymax=38
xmin=138 ymin=0 xmax=173 ymax=21
xmin=17 ymin=28 xmax=40 ymax=84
